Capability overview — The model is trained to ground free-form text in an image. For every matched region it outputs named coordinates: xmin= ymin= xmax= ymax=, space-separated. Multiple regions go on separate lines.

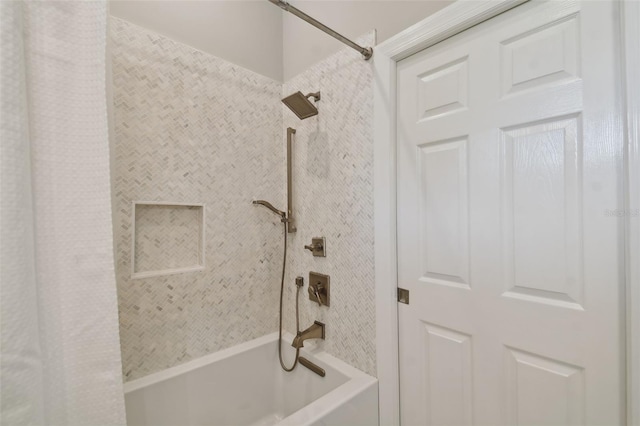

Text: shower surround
xmin=282 ymin=33 xmax=376 ymax=376
xmin=110 ymin=17 xmax=376 ymax=380
xmin=110 ymin=18 xmax=284 ymax=381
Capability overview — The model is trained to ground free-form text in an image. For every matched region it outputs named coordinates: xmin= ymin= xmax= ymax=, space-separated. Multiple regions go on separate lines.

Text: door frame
xmin=372 ymin=1 xmax=640 ymax=424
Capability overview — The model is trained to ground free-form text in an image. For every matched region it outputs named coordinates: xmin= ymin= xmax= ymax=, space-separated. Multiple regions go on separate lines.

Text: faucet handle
xmin=308 ymin=272 xmax=330 ymax=307
xmin=304 ymin=237 xmax=326 ymax=257
xmin=311 ymin=284 xmax=323 ymax=306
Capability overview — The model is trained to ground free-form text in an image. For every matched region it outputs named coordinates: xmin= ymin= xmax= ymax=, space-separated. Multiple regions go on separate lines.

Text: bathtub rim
xmin=122 ymin=332 xmax=376 ymax=395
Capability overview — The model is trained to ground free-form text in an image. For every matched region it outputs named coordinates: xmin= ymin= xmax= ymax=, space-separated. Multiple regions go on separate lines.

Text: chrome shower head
xmin=282 ymin=91 xmax=320 ymax=120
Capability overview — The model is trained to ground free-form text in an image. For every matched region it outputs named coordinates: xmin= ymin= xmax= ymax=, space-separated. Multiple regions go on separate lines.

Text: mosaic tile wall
xmin=112 ymin=17 xmax=376 ymax=380
xmin=281 ymin=33 xmax=377 ymax=376
xmin=110 ymin=18 xmax=285 ymax=381
xmin=133 ymin=204 xmax=203 ymax=274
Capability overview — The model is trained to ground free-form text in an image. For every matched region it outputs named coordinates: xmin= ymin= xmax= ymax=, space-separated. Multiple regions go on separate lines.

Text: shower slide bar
xmin=268 ymin=0 xmax=373 ymax=60
xmin=287 ymin=127 xmax=297 ymax=233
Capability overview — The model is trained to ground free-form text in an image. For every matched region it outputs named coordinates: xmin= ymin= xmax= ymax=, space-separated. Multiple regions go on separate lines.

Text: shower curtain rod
xmin=268 ymin=0 xmax=373 ymax=60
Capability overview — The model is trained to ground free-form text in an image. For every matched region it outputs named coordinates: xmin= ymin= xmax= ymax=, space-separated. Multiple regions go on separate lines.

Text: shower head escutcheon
xmin=282 ymin=91 xmax=320 ymax=120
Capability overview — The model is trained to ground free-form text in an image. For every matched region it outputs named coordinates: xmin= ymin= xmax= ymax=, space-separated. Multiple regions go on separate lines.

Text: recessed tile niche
xmin=131 ymin=202 xmax=205 ymax=279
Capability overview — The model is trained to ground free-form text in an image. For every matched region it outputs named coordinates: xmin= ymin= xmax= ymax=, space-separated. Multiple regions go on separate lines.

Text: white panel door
xmin=396 ymin=1 xmax=625 ymax=425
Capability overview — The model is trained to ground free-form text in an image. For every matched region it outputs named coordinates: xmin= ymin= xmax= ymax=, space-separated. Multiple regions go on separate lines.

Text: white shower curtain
xmin=1 ymin=1 xmax=125 ymax=424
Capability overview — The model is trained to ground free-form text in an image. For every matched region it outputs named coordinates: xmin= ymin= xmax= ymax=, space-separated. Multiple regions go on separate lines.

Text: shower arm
xmin=268 ymin=0 xmax=373 ymax=60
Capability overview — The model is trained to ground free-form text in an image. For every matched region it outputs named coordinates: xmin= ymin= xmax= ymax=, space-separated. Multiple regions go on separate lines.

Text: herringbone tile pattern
xmin=133 ymin=204 xmax=203 ymax=274
xmin=112 ymin=17 xmax=376 ymax=381
xmin=111 ymin=18 xmax=285 ymax=381
xmin=282 ymin=32 xmax=377 ymax=376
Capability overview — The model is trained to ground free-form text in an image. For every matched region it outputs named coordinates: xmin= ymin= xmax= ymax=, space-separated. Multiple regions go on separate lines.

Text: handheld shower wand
xmin=252 ymin=200 xmax=287 ymax=221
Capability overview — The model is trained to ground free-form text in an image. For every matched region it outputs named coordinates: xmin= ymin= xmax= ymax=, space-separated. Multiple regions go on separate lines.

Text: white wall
xmin=109 ymin=0 xmax=450 ymax=82
xmin=282 ymin=0 xmax=451 ymax=80
xmin=109 ymin=1 xmax=283 ymax=81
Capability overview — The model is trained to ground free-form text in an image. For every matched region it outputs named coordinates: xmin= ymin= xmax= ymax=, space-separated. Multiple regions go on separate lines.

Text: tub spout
xmin=292 ymin=321 xmax=325 ymax=348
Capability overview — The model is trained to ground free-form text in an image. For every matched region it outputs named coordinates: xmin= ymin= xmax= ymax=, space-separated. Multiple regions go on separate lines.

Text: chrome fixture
xmin=299 ymin=357 xmax=325 ymax=377
xmin=304 ymin=237 xmax=326 ymax=257
xmin=268 ymin=0 xmax=373 ymax=60
xmin=308 ymin=272 xmax=330 ymax=307
xmin=282 ymin=91 xmax=320 ymax=120
xmin=292 ymin=321 xmax=325 ymax=349
xmin=252 ymin=200 xmax=286 ymax=220
xmin=286 ymin=127 xmax=297 ymax=232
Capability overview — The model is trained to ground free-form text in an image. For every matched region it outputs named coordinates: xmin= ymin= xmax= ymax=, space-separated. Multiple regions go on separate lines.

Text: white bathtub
xmin=123 ymin=333 xmax=378 ymax=426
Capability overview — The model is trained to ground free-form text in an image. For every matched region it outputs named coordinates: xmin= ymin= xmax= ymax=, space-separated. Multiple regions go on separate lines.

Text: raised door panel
xmin=419 ymin=139 xmax=470 ymax=289
xmin=506 ymin=347 xmax=584 ymax=425
xmin=500 ymin=13 xmax=580 ymax=97
xmin=500 ymin=116 xmax=582 ymax=309
xmin=423 ymin=323 xmax=473 ymax=425
xmin=417 ymin=57 xmax=469 ymax=121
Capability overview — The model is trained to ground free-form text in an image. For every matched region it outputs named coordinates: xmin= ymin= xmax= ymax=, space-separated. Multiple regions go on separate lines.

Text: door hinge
xmin=397 ymin=287 xmax=409 ymax=304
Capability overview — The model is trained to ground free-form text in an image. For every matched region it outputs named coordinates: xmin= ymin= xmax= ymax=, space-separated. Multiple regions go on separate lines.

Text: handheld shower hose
xmin=277 ymin=220 xmax=300 ymax=371
xmin=253 ymin=200 xmax=301 ymax=371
